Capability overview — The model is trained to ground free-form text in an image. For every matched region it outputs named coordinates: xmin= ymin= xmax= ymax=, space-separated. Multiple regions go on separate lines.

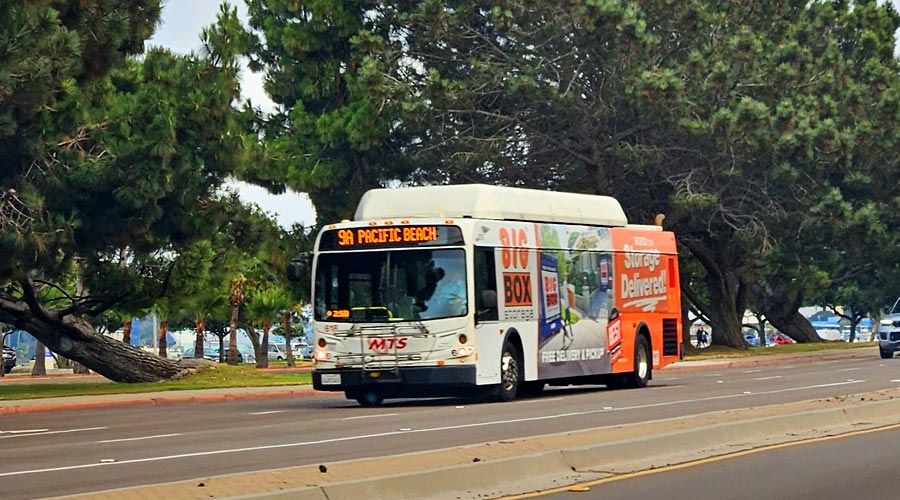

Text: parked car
xmin=183 ymin=346 xmax=244 ymax=363
xmin=268 ymin=343 xmax=288 ymax=361
xmin=288 ymin=339 xmax=314 ymax=361
xmin=2 ymin=345 xmax=16 ymax=374
xmin=878 ymin=297 xmax=900 ymax=359
xmin=769 ymin=332 xmax=794 ymax=345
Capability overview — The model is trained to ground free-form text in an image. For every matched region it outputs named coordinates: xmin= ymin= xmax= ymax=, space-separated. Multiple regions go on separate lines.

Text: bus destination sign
xmin=319 ymin=224 xmax=464 ymax=250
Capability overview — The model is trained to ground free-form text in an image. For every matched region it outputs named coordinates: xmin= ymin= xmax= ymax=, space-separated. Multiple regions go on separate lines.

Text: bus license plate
xmin=321 ymin=374 xmax=341 ymax=385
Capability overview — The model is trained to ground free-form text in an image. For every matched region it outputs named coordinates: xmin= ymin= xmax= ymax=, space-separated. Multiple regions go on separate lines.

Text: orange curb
xmin=0 ymin=388 xmax=321 ymax=416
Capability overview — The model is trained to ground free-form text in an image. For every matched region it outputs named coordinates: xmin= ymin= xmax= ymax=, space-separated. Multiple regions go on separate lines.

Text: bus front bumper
xmin=313 ymin=366 xmax=478 ymax=398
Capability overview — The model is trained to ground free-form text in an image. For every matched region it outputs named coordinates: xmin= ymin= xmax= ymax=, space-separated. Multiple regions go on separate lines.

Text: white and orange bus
xmin=300 ymin=184 xmax=682 ymax=406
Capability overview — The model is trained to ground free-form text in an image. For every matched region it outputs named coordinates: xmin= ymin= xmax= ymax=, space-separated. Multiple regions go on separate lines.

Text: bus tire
xmin=355 ymin=391 xmax=384 ymax=407
xmin=625 ymin=335 xmax=651 ymax=388
xmin=497 ymin=341 xmax=521 ymax=402
xmin=880 ymin=348 xmax=893 ymax=359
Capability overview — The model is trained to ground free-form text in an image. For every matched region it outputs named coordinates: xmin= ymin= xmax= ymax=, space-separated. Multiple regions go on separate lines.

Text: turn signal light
xmin=318 ymin=338 xmax=327 ymax=348
xmin=458 ymin=334 xmax=468 ymax=345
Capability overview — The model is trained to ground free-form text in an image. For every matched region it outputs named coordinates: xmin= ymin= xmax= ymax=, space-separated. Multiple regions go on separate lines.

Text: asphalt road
xmin=1 ymin=353 xmax=899 ymax=499
xmin=537 ymin=424 xmax=900 ymax=500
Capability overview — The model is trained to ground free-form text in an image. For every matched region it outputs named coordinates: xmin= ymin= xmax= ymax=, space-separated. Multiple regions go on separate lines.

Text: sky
xmin=148 ymin=1 xmax=900 ymax=228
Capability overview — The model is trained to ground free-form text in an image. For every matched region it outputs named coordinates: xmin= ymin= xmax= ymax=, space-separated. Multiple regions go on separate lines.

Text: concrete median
xmin=60 ymin=388 xmax=900 ymax=500
xmin=271 ymin=397 xmax=900 ymax=500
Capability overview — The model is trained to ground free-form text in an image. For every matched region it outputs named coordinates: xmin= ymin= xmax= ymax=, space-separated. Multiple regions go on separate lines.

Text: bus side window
xmin=475 ymin=248 xmax=499 ymax=322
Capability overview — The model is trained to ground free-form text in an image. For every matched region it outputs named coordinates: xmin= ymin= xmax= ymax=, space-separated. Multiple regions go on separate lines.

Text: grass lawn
xmin=684 ymin=341 xmax=877 ymax=361
xmin=0 ymin=364 xmax=312 ymax=401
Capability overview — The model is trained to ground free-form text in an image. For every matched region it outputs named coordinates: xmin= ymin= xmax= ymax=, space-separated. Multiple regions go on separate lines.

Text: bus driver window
xmin=475 ymin=248 xmax=498 ymax=322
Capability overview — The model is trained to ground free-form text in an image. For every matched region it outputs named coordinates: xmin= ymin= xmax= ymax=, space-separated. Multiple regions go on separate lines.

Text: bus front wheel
xmin=350 ymin=391 xmax=384 ymax=407
xmin=496 ymin=341 xmax=521 ymax=402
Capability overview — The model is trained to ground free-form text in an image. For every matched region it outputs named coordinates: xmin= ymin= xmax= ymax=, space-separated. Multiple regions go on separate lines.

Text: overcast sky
xmin=148 ymin=1 xmax=900 ymax=228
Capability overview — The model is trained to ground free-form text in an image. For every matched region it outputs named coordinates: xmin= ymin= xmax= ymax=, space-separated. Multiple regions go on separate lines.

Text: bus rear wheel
xmin=608 ymin=335 xmax=651 ymax=389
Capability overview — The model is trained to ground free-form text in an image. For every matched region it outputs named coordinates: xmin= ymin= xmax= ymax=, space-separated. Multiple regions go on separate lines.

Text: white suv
xmin=879 ymin=297 xmax=900 ymax=359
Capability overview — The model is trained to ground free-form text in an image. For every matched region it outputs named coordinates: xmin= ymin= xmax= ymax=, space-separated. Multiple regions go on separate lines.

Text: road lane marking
xmin=0 ymin=380 xmax=866 ymax=478
xmin=0 ymin=429 xmax=49 ymax=434
xmin=0 ymin=427 xmax=108 ymax=440
xmin=517 ymin=397 xmax=567 ymax=405
xmin=342 ymin=413 xmax=399 ymax=420
xmin=743 ymin=370 xmax=762 ymax=374
xmin=96 ymin=433 xmax=181 ymax=444
xmin=499 ymin=421 xmax=900 ymax=499
xmin=752 ymin=376 xmax=783 ymax=381
xmin=890 ymin=379 xmax=900 ymax=383
xmin=837 ymin=367 xmax=862 ymax=372
xmin=249 ymin=411 xmax=286 ymax=415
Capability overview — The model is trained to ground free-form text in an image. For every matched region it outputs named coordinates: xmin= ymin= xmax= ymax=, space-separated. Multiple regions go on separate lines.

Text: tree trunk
xmin=764 ymin=308 xmax=822 ymax=343
xmin=684 ymin=242 xmax=747 ymax=349
xmin=756 ymin=287 xmax=822 ymax=343
xmin=122 ymin=319 xmax=132 ymax=345
xmin=283 ymin=312 xmax=295 ymax=367
xmin=228 ymin=302 xmax=240 ymax=365
xmin=32 ymin=341 xmax=46 ymax=376
xmin=158 ymin=319 xmax=168 ymax=358
xmin=705 ymin=271 xmax=746 ymax=348
xmin=0 ymin=297 xmax=197 ymax=382
xmin=257 ymin=320 xmax=270 ymax=369
xmin=849 ymin=315 xmax=861 ymax=343
xmin=194 ymin=319 xmax=205 ymax=359
xmin=215 ymin=334 xmax=226 ymax=362
xmin=228 ymin=277 xmax=244 ymax=365
xmin=244 ymin=323 xmax=264 ymax=368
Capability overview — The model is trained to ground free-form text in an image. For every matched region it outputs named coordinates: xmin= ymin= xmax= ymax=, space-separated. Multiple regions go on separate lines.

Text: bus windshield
xmin=314 ymin=249 xmax=467 ymax=322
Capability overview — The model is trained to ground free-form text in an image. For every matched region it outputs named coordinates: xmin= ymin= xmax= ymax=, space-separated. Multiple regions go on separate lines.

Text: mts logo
xmin=367 ymin=337 xmax=408 ymax=352
xmin=504 ymin=272 xmax=533 ymax=307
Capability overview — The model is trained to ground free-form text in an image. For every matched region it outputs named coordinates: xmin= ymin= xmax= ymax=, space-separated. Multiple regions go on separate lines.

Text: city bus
xmin=295 ymin=184 xmax=682 ymax=406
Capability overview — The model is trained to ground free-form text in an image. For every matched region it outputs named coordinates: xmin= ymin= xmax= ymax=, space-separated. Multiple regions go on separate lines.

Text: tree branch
xmin=682 ymin=284 xmax=712 ymax=323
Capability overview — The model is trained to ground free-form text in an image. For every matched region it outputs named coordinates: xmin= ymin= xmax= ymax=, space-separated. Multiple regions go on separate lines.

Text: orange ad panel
xmin=610 ymin=228 xmax=678 ymax=315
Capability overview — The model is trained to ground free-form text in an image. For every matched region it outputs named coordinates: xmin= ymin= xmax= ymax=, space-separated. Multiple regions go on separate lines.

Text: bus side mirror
xmin=287 ymin=254 xmax=312 ymax=282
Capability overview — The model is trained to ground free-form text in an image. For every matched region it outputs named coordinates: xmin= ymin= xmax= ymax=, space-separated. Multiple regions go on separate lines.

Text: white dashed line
xmin=97 ymin=433 xmax=181 ymax=444
xmin=752 ymin=376 xmax=783 ymax=381
xmin=0 ymin=427 xmax=108 ymax=440
xmin=249 ymin=410 xmax=286 ymax=416
xmin=518 ymin=397 xmax=567 ymax=404
xmin=342 ymin=413 xmax=400 ymax=420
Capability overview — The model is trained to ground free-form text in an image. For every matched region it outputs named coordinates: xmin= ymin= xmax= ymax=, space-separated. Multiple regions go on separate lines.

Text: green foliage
xmin=225 ymin=0 xmax=899 ymax=343
xmin=245 ymin=284 xmax=292 ymax=328
xmin=216 ymin=0 xmax=420 ymax=223
xmin=0 ymin=0 xmax=291 ymax=381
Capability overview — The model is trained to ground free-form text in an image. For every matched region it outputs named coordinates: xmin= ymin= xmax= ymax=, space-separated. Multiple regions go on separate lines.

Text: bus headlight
xmin=315 ymin=350 xmax=329 ymax=361
xmin=451 ymin=346 xmax=473 ymax=358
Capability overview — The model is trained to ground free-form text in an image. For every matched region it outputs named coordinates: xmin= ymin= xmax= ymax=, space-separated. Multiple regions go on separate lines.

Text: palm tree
xmin=244 ymin=285 xmax=292 ymax=369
